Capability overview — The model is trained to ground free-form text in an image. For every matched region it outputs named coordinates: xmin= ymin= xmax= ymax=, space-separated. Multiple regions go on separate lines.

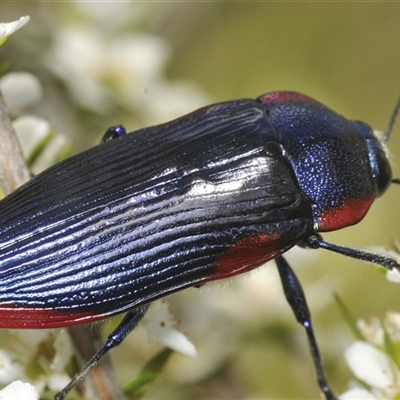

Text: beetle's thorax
xmin=258 ymin=92 xmax=391 ymax=232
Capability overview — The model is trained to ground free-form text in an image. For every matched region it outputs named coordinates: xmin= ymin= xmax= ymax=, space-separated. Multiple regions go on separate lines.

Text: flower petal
xmin=142 ymin=302 xmax=197 ymax=358
xmin=0 ymin=381 xmax=38 ymax=400
xmin=0 ymin=350 xmax=24 ymax=384
xmin=46 ymin=373 xmax=71 ymax=393
xmin=0 ymin=72 xmax=42 ymax=109
xmin=357 ymin=317 xmax=384 ymax=346
xmin=386 ymin=269 xmax=400 ymax=283
xmin=0 ymin=16 xmax=30 ymax=40
xmin=344 ymin=341 xmax=394 ymax=390
xmin=51 ymin=330 xmax=73 ymax=372
xmin=12 ymin=115 xmax=51 ymax=157
xmin=339 ymin=386 xmax=377 ymax=399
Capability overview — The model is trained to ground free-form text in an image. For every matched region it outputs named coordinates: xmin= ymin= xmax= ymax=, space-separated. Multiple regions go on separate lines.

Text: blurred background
xmin=1 ymin=2 xmax=400 ymax=399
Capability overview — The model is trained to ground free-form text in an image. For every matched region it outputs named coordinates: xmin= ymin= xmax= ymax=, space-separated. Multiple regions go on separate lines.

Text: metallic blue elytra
xmin=0 ymin=98 xmax=315 ymax=325
xmin=0 ymin=91 xmax=398 ymax=400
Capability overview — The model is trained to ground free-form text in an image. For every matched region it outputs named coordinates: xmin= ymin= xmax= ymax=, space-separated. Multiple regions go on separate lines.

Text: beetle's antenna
xmin=383 ymin=92 xmax=400 ymax=143
xmin=382 ymin=92 xmax=400 ymax=185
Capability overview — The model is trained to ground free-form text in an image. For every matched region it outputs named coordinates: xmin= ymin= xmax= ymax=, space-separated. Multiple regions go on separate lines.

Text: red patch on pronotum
xmin=317 ymin=195 xmax=374 ymax=232
xmin=258 ymin=91 xmax=322 ymax=106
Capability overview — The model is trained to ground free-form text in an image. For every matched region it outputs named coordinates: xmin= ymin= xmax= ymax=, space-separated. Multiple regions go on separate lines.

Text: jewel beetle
xmin=0 ymin=91 xmax=399 ymax=400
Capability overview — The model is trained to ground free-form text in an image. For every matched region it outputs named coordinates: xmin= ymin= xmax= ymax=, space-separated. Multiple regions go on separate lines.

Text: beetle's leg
xmin=55 ymin=304 xmax=150 ymax=400
xmin=302 ymin=234 xmax=400 ymax=273
xmin=275 ymin=256 xmax=336 ymax=400
xmin=101 ymin=125 xmax=127 ymax=142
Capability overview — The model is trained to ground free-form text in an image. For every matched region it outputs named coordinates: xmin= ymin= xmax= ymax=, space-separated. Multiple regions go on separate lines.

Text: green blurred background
xmin=1 ymin=2 xmax=400 ymax=399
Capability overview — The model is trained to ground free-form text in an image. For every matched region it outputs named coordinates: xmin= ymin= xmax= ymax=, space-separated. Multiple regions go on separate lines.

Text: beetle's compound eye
xmin=353 ymin=121 xmax=392 ymax=197
xmin=371 ymin=141 xmax=392 ymax=197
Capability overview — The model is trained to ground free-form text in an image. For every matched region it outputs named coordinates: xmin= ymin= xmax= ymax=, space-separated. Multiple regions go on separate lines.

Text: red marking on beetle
xmin=0 ymin=306 xmax=106 ymax=329
xmin=207 ymin=234 xmax=284 ymax=281
xmin=317 ymin=195 xmax=374 ymax=232
xmin=259 ymin=91 xmax=322 ymax=106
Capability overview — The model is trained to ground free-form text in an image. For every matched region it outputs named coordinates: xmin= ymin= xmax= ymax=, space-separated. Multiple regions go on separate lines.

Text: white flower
xmin=384 ymin=310 xmax=400 ymax=342
xmin=46 ymin=28 xmax=170 ymax=114
xmin=342 ymin=310 xmax=400 ymax=399
xmin=0 ymin=72 xmax=42 ymax=110
xmin=12 ymin=114 xmax=68 ymax=173
xmin=0 ymin=16 xmax=30 ymax=41
xmin=46 ymin=26 xmax=208 ymax=120
xmin=12 ymin=115 xmax=51 ymax=157
xmin=344 ymin=341 xmax=394 ymax=390
xmin=342 ymin=341 xmax=400 ymax=398
xmin=339 ymin=386 xmax=378 ymax=399
xmin=0 ymin=381 xmax=38 ymax=400
xmin=46 ymin=27 xmax=111 ymax=113
xmin=141 ymin=301 xmax=197 ymax=358
xmin=357 ymin=316 xmax=384 ymax=346
xmin=106 ymin=34 xmax=171 ymax=107
xmin=387 ymin=268 xmax=400 ymax=283
xmin=73 ymin=2 xmax=148 ymax=31
xmin=51 ymin=330 xmax=73 ymax=373
xmin=0 ymin=351 xmax=24 ymax=385
xmin=0 ymin=330 xmax=73 ymax=396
